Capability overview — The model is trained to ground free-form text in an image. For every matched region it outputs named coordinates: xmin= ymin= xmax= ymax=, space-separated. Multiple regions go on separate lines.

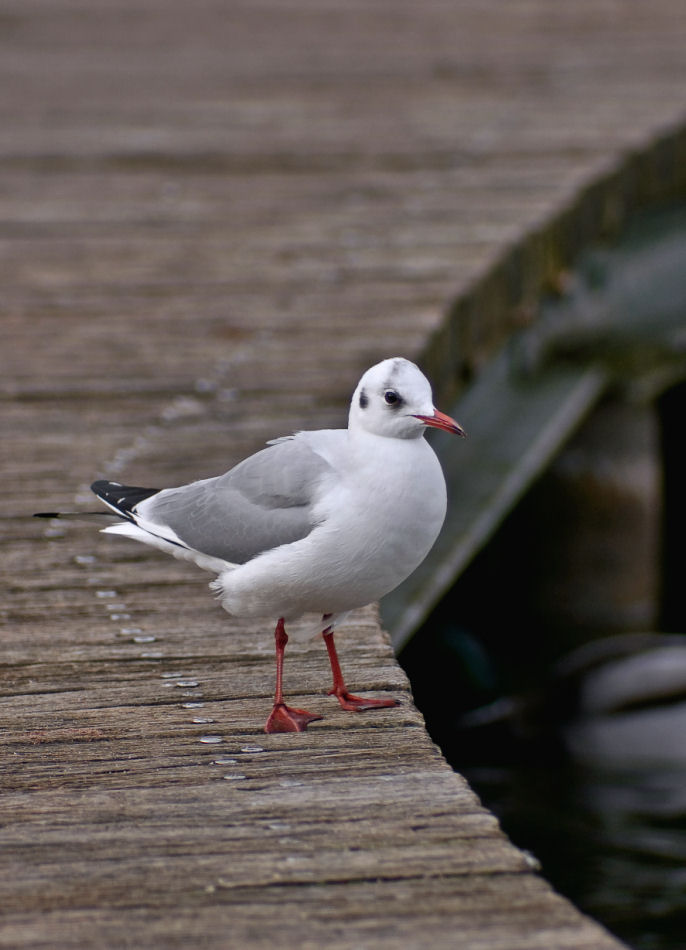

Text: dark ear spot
xmin=359 ymin=388 xmax=369 ymax=409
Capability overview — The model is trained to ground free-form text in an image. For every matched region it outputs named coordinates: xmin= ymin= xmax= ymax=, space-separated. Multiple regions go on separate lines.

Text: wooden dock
xmin=4 ymin=2 xmax=686 ymax=946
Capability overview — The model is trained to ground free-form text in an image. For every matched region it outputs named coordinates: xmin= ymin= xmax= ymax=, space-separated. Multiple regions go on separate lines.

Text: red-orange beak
xmin=414 ymin=408 xmax=466 ymax=437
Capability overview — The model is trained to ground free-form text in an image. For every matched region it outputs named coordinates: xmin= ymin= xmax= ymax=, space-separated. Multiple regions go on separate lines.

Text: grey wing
xmin=138 ymin=438 xmax=333 ymax=564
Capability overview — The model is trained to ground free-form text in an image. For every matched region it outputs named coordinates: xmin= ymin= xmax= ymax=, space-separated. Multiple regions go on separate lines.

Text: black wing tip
xmin=91 ymin=479 xmax=122 ymax=494
xmin=91 ymin=480 xmax=160 ymax=516
xmin=34 ymin=511 xmax=60 ymax=519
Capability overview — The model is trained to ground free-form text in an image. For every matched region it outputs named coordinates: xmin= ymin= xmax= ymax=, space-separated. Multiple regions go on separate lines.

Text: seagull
xmin=37 ymin=358 xmax=465 ymax=732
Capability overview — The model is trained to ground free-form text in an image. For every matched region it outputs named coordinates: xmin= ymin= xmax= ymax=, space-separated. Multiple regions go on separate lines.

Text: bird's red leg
xmin=264 ymin=618 xmax=323 ymax=733
xmin=322 ymin=621 xmax=399 ymax=712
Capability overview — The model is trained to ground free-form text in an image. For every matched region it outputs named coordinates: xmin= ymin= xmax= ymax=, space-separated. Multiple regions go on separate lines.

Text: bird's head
xmin=349 ymin=358 xmax=465 ymax=440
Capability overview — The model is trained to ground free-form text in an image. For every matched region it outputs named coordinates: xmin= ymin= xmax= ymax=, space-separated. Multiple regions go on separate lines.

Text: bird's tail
xmin=33 ymin=511 xmax=121 ymax=524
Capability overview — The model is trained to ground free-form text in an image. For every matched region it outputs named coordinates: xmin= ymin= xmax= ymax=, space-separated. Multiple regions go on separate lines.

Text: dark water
xmin=399 ymin=626 xmax=686 ymax=950
xmin=463 ymin=761 xmax=686 ymax=950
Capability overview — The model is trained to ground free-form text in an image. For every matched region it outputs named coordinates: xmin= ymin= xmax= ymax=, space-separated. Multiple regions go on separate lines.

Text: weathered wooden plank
xmin=5 ymin=0 xmax=686 ymax=947
xmin=0 ymin=876 xmax=614 ymax=950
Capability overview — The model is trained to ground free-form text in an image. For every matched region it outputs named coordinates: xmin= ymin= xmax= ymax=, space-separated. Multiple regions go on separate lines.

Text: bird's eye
xmin=384 ymin=390 xmax=400 ymax=406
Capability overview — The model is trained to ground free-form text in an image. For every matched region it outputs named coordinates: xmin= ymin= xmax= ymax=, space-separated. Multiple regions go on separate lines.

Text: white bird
xmin=40 ymin=358 xmax=465 ymax=732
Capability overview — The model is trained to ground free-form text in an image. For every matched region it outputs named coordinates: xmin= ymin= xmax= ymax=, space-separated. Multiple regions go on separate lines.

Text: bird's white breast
xmin=214 ymin=430 xmax=447 ymax=621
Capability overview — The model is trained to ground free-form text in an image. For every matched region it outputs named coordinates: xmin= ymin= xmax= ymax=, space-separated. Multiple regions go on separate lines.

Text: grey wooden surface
xmin=5 ymin=1 xmax=686 ymax=946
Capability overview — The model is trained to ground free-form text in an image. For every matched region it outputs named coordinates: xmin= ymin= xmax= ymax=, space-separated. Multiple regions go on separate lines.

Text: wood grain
xmin=5 ymin=0 xmax=686 ymax=945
